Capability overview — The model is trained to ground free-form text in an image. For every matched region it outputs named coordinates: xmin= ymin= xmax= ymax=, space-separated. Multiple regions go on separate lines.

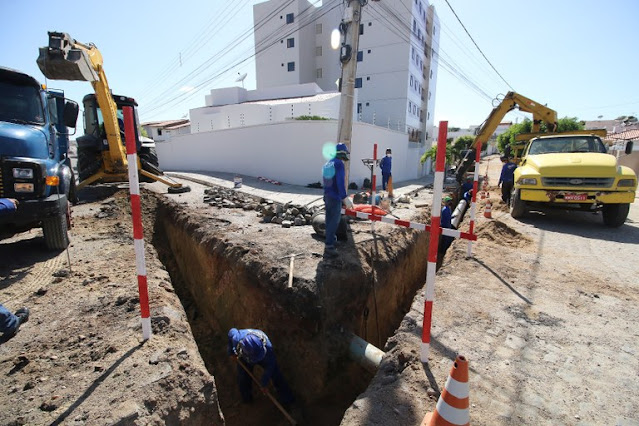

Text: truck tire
xmin=602 ymin=203 xmax=629 ymax=228
xmin=42 ymin=203 xmax=70 ymax=250
xmin=139 ymin=146 xmax=161 ymax=183
xmin=510 ymin=188 xmax=526 ymax=219
xmin=77 ymin=147 xmax=102 ymax=182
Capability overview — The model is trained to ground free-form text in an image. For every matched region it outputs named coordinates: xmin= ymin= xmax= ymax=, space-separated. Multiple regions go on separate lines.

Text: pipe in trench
xmin=348 ymin=333 xmax=385 ymax=372
xmin=452 ymin=199 xmax=469 ymax=229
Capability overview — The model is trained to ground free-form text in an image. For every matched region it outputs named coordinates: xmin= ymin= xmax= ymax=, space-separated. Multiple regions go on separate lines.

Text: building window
xmin=430 ymin=69 xmax=433 ymax=79
xmin=355 ymin=78 xmax=362 ymax=88
xmin=408 ymin=101 xmax=412 ymax=113
xmin=428 ymin=111 xmax=430 ymax=119
xmin=359 ymin=23 xmax=364 ymax=35
xmin=410 ymin=75 xmax=414 ymax=86
xmin=357 ymin=51 xmax=363 ymax=62
xmin=413 ymin=105 xmax=417 ymax=115
xmin=368 ymin=49 xmax=371 ymax=54
xmin=357 ymin=103 xmax=362 ymax=114
xmin=429 ymin=91 xmax=431 ymax=100
xmin=413 ymin=19 xmax=416 ymax=33
xmin=411 ymin=47 xmax=415 ymax=60
xmin=157 ymin=129 xmax=162 ymax=136
xmin=286 ymin=13 xmax=294 ymax=24
xmin=316 ymin=46 xmax=322 ymax=56
xmin=316 ymin=68 xmax=323 ymax=78
xmin=287 ymin=38 xmax=294 ymax=48
xmin=288 ymin=62 xmax=295 ymax=72
xmin=366 ymin=76 xmax=370 ymax=81
xmin=316 ymin=23 xmax=322 ymax=34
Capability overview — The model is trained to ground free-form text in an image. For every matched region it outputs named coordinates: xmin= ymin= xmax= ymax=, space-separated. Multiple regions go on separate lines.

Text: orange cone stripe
xmin=428 ymin=409 xmax=469 ymax=426
xmin=440 ymin=389 xmax=469 ymax=410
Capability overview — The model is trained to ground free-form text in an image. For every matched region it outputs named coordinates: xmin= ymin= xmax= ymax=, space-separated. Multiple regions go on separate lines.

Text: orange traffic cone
xmin=421 ymin=355 xmax=470 ymax=426
xmin=388 ymin=176 xmax=394 ymax=198
xmin=484 ymin=199 xmax=492 ymax=219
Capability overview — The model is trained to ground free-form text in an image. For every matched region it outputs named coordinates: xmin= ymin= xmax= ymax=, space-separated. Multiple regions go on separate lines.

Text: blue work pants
xmin=237 ymin=360 xmax=294 ymax=404
xmin=0 ymin=304 xmax=18 ymax=335
xmin=324 ymin=196 xmax=341 ymax=249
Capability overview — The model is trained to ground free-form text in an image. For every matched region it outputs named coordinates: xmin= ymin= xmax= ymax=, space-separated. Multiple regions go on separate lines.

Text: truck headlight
xmin=518 ymin=177 xmax=537 ymax=185
xmin=14 ymin=183 xmax=34 ymax=192
xmin=617 ymin=179 xmax=636 ymax=187
xmin=13 ymin=168 xmax=34 ymax=179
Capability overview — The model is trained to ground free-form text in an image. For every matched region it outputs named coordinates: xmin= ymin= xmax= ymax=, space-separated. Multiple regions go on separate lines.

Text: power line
xmin=441 ymin=0 xmax=514 ymax=91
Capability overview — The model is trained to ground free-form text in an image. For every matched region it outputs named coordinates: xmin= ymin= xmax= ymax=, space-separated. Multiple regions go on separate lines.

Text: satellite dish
xmin=236 ymin=72 xmax=247 ymax=88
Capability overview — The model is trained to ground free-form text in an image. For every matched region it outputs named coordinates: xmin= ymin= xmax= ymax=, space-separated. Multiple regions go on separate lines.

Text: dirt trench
xmin=139 ymin=191 xmax=432 ymax=425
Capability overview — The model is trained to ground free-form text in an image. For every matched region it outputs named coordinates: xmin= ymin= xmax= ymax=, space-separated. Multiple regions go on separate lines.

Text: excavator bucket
xmin=37 ymin=32 xmax=98 ymax=82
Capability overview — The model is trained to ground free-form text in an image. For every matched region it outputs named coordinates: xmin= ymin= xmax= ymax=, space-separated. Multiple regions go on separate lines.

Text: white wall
xmin=155 ymin=120 xmax=427 ymax=186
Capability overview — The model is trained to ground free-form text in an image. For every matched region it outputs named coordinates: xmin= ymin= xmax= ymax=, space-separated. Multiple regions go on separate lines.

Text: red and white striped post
xmin=123 ymin=106 xmax=152 ymax=340
xmin=421 ymin=121 xmax=448 ymax=362
xmin=467 ymin=140 xmax=483 ymax=257
xmin=371 ymin=143 xmax=377 ymax=205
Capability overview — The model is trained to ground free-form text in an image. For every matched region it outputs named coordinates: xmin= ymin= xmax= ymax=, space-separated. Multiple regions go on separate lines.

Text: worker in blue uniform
xmin=379 ymin=148 xmax=392 ymax=191
xmin=437 ymin=195 xmax=455 ymax=269
xmin=322 ymin=143 xmax=353 ymax=257
xmin=0 ymin=198 xmax=30 ymax=339
xmin=227 ymin=328 xmax=294 ymax=406
xmin=498 ymin=156 xmax=517 ymax=203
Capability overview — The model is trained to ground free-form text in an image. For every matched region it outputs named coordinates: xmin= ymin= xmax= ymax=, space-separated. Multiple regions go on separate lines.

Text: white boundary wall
xmin=156 ymin=120 xmax=428 ymax=186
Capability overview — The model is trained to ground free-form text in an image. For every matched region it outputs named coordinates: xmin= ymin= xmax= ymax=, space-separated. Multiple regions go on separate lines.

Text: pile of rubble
xmin=203 ymin=187 xmax=320 ymax=228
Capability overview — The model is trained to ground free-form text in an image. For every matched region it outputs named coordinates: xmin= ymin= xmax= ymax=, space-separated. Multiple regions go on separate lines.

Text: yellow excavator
xmin=37 ymin=31 xmax=190 ymax=193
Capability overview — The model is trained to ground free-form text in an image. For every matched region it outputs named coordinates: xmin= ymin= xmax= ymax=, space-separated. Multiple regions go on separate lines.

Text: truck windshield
xmin=0 ymin=81 xmax=45 ymax=125
xmin=528 ymin=137 xmax=607 ymax=155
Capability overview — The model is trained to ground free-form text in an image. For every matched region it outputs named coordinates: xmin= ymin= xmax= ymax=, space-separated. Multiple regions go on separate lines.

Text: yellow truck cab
xmin=510 ymin=134 xmax=637 ymax=227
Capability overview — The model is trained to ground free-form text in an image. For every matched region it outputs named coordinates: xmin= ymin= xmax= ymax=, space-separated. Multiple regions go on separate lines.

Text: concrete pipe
xmin=451 ymin=199 xmax=468 ymax=229
xmin=348 ymin=333 xmax=385 ymax=372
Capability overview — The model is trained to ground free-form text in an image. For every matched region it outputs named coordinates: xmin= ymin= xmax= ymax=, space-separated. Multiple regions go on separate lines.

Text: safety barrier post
xmin=371 ymin=144 xmax=377 ymax=234
xmin=467 ymin=141 xmax=482 ymax=258
xmin=123 ymin=106 xmax=152 ymax=340
xmin=421 ymin=121 xmax=447 ymax=362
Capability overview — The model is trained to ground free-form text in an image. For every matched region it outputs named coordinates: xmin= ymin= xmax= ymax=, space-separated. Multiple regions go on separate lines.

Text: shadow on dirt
xmin=49 ymin=343 xmax=144 ymax=426
xmin=519 ymin=209 xmax=639 ymax=243
xmin=472 ymin=258 xmax=532 ymax=305
xmin=0 ymin=236 xmax=61 ymax=290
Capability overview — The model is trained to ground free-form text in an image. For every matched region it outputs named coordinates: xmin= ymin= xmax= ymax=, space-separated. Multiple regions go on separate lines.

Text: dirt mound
xmin=476 ymin=219 xmax=532 ymax=247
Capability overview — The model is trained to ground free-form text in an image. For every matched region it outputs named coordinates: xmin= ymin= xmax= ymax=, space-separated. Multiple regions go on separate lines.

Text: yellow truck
xmin=510 ymin=133 xmax=636 ymax=227
xmin=455 ymin=91 xmax=637 ymax=227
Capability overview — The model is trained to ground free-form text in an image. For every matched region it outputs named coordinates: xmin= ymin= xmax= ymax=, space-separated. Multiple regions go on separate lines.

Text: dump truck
xmin=456 ymin=91 xmax=637 ymax=227
xmin=36 ymin=31 xmax=189 ymax=193
xmin=0 ymin=66 xmax=79 ymax=249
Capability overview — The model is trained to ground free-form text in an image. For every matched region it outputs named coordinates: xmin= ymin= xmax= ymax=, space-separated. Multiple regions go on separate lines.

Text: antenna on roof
xmin=236 ymin=72 xmax=247 ymax=88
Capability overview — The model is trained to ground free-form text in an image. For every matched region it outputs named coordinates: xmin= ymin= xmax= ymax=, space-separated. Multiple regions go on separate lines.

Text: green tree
xmin=420 ymin=138 xmax=454 ymax=168
xmin=139 ymin=126 xmax=149 ymax=138
xmin=496 ymin=116 xmax=584 ymax=154
xmin=451 ymin=135 xmax=474 ymax=161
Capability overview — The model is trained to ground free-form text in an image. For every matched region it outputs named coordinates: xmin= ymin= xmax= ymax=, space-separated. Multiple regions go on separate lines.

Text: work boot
xmin=5 ymin=307 xmax=29 ymax=338
xmin=323 ymin=247 xmax=338 ymax=258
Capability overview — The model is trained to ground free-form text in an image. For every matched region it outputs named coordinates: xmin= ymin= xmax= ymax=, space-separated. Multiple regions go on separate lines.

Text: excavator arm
xmin=37 ymin=32 xmax=128 ymax=172
xmin=454 ymin=91 xmax=558 ymax=183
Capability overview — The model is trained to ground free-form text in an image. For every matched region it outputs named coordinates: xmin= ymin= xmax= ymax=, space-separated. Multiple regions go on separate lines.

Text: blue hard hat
xmin=239 ymin=333 xmax=267 ymax=362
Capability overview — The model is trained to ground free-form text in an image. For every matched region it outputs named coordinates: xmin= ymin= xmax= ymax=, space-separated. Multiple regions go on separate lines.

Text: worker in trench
xmin=322 ymin=143 xmax=353 ymax=257
xmin=227 ymin=328 xmax=294 ymax=407
xmin=437 ymin=195 xmax=455 ymax=270
xmin=0 ymin=198 xmax=30 ymax=340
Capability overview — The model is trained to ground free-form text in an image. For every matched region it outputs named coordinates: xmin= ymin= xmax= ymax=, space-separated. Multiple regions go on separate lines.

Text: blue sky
xmin=1 ymin=0 xmax=638 ymax=131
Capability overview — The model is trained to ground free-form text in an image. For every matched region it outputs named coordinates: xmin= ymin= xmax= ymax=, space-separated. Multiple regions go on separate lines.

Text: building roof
xmin=165 ymin=122 xmax=191 ymax=130
xmin=605 ymin=129 xmax=639 ymax=141
xmin=141 ymin=119 xmax=189 ymax=128
xmin=243 ymin=91 xmax=340 ymax=106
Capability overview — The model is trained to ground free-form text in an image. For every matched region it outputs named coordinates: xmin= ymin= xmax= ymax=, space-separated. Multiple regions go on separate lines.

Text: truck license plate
xmin=564 ymin=193 xmax=587 ymax=201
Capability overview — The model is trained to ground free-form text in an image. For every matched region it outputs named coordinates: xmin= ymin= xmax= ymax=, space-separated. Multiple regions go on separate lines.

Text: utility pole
xmin=336 ymin=0 xmax=367 ymax=186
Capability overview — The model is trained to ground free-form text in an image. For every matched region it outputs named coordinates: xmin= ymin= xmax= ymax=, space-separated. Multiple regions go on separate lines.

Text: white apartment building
xmin=253 ymin=0 xmax=439 ymax=144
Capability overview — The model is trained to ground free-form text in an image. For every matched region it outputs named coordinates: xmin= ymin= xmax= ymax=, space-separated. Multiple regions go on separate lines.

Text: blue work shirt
xmin=441 ymin=205 xmax=452 ymax=229
xmin=499 ymin=162 xmax=517 ymax=184
xmin=0 ymin=199 xmax=16 ymax=216
xmin=461 ymin=181 xmax=473 ymax=194
xmin=380 ymin=156 xmax=392 ymax=176
xmin=227 ymin=328 xmax=277 ymax=387
xmin=323 ymin=158 xmax=347 ymax=201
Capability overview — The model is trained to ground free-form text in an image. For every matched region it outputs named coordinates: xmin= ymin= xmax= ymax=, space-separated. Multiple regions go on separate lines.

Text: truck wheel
xmin=42 ymin=204 xmax=70 ymax=250
xmin=510 ymin=189 xmax=526 ymax=219
xmin=139 ymin=146 xmax=161 ymax=183
xmin=77 ymin=147 xmax=102 ymax=182
xmin=602 ymin=203 xmax=629 ymax=227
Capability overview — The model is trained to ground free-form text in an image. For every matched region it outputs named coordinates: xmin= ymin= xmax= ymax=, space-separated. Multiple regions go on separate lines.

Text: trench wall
xmin=151 ymin=195 xmax=431 ymax=414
